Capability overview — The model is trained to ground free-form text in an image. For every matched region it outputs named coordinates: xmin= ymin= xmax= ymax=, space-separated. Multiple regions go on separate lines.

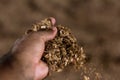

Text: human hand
xmin=0 ymin=18 xmax=57 ymax=80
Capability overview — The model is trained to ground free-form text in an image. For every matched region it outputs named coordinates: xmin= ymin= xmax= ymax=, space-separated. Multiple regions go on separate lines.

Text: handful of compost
xmin=26 ymin=18 xmax=86 ymax=72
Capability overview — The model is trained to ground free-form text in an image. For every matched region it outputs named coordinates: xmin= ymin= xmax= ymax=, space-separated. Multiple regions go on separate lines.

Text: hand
xmin=0 ymin=17 xmax=57 ymax=80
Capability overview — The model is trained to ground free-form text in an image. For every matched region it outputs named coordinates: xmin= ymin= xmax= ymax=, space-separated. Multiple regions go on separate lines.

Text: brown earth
xmin=0 ymin=0 xmax=120 ymax=80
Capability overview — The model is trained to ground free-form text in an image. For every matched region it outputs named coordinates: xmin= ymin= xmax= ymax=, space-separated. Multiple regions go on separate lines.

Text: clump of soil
xmin=26 ymin=18 xmax=86 ymax=72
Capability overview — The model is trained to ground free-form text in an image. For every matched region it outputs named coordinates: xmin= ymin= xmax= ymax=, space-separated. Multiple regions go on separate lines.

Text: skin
xmin=0 ymin=18 xmax=57 ymax=80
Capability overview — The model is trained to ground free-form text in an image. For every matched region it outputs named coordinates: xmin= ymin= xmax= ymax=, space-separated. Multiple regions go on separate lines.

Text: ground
xmin=0 ymin=0 xmax=120 ymax=80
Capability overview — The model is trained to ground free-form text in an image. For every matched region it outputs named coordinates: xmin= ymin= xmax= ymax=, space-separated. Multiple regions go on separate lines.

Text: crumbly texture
xmin=42 ymin=25 xmax=86 ymax=72
xmin=26 ymin=18 xmax=86 ymax=72
xmin=26 ymin=18 xmax=103 ymax=80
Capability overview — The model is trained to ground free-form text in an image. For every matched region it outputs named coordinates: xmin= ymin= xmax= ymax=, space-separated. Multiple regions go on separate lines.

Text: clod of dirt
xmin=26 ymin=18 xmax=86 ymax=72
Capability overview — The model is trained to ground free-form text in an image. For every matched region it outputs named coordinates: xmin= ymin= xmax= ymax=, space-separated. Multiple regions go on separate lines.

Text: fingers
xmin=11 ymin=17 xmax=57 ymax=64
xmin=10 ymin=18 xmax=57 ymax=80
xmin=25 ymin=27 xmax=57 ymax=59
xmin=12 ymin=30 xmax=56 ymax=62
xmin=40 ymin=27 xmax=57 ymax=42
xmin=34 ymin=61 xmax=48 ymax=80
xmin=49 ymin=17 xmax=56 ymax=25
xmin=25 ymin=17 xmax=57 ymax=44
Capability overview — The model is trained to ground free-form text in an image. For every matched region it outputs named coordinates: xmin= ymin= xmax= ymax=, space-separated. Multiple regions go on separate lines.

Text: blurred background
xmin=0 ymin=0 xmax=120 ymax=80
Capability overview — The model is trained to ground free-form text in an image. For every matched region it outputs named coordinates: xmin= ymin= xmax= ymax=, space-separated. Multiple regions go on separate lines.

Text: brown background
xmin=0 ymin=0 xmax=120 ymax=80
